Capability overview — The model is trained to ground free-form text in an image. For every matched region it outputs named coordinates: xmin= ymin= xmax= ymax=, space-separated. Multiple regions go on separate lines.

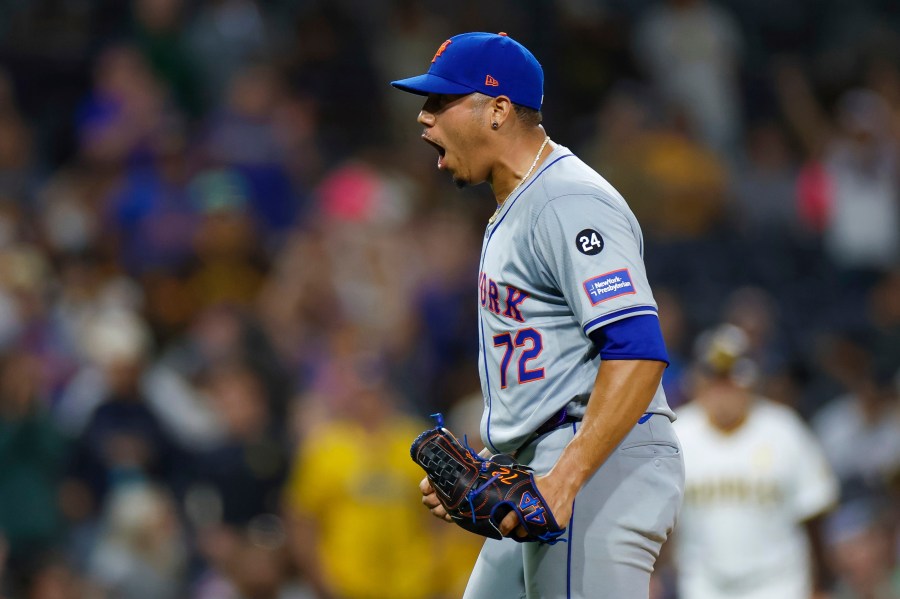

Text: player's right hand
xmin=419 ymin=476 xmax=452 ymax=522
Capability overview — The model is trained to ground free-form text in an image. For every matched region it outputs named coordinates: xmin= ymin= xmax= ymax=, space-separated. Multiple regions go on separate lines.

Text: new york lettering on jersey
xmin=476 ymin=144 xmax=674 ymax=457
xmin=478 ymin=272 xmax=529 ymax=322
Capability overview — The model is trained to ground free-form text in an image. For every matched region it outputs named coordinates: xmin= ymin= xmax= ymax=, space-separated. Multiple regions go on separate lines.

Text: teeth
xmin=423 ymin=136 xmax=446 ymax=169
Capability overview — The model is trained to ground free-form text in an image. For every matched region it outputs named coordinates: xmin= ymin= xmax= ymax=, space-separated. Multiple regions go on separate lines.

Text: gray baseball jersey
xmin=477 ymin=143 xmax=675 ymax=455
xmin=466 ymin=144 xmax=684 ymax=599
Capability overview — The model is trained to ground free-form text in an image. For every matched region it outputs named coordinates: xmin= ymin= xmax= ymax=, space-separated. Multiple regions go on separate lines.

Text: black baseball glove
xmin=410 ymin=415 xmax=566 ymax=544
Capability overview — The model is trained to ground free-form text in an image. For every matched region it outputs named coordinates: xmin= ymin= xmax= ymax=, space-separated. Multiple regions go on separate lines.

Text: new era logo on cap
xmin=390 ymin=32 xmax=544 ymax=111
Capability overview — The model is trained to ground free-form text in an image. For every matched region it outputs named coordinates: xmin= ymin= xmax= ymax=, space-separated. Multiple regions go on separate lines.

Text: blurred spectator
xmin=284 ymin=353 xmax=477 ymax=599
xmin=0 ymin=351 xmax=66 ymax=581
xmin=0 ymin=69 xmax=36 ymax=201
xmin=821 ymin=90 xmax=900 ymax=275
xmin=282 ymin=4 xmax=388 ymax=160
xmin=192 ymin=515 xmax=313 ymax=599
xmin=187 ymin=170 xmax=269 ymax=308
xmin=812 ymin=337 xmax=900 ymax=490
xmin=131 ymin=0 xmax=201 ymax=117
xmin=553 ymin=0 xmax=635 ymax=132
xmin=76 ymin=43 xmax=182 ymax=168
xmin=254 ymin=227 xmax=343 ymax=374
xmin=59 ymin=310 xmax=179 ymax=521
xmin=629 ymin=124 xmax=730 ymax=240
xmin=201 ymin=65 xmax=301 ymax=236
xmin=780 ymin=68 xmax=900 ymax=281
xmin=103 ymin=128 xmax=197 ymax=276
xmin=0 ymin=238 xmax=81 ymax=400
xmin=633 ymin=0 xmax=744 ymax=155
xmin=373 ymin=0 xmax=449 ymax=142
xmin=673 ymin=324 xmax=838 ymax=599
xmin=186 ymin=360 xmax=289 ymax=527
xmin=141 ymin=353 xmax=225 ymax=454
xmin=0 ymin=221 xmax=44 ymax=342
xmin=287 ymin=159 xmax=423 ymax=355
xmin=824 ymin=499 xmax=900 ymax=599
xmin=54 ymin=309 xmax=151 ymax=436
xmin=268 ymin=91 xmax=323 ymax=194
xmin=36 ymin=168 xmax=103 ymax=259
xmin=730 ymin=120 xmax=802 ymax=236
xmin=150 ymin=302 xmax=291 ymax=433
xmin=85 ymin=483 xmax=186 ymax=599
xmin=186 ymin=0 xmax=272 ymax=111
xmin=405 ymin=208 xmax=482 ymax=413
xmin=585 ymin=84 xmax=730 ymax=240
xmin=314 ymin=157 xmax=415 ymax=227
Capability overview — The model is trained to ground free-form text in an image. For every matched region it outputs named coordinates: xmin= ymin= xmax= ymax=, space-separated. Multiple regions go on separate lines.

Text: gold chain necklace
xmin=488 ymin=135 xmax=551 ymax=225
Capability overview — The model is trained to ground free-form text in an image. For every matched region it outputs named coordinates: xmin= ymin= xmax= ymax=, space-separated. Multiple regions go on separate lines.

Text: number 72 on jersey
xmin=493 ymin=328 xmax=545 ymax=389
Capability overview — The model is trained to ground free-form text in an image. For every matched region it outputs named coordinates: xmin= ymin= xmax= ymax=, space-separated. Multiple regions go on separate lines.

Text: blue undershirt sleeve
xmin=588 ymin=314 xmax=669 ymax=364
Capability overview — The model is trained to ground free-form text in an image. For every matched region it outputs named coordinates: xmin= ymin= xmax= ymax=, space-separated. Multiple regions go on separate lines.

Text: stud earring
xmin=491 ymin=122 xmax=499 ymax=130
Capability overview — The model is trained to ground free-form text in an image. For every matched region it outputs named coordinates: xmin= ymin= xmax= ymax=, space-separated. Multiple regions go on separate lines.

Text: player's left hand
xmin=499 ymin=473 xmax=573 ymax=539
xmin=420 ymin=476 xmax=453 ymax=523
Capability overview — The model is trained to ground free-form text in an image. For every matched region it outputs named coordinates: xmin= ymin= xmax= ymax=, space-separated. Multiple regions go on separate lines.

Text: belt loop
xmin=538 ymin=407 xmax=568 ymax=435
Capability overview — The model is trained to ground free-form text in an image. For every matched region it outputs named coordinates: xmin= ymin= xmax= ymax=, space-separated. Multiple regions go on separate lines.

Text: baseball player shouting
xmin=392 ymin=32 xmax=684 ymax=598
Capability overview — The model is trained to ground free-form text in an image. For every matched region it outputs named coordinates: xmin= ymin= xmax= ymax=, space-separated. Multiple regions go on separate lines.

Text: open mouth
xmin=422 ymin=135 xmax=447 ymax=168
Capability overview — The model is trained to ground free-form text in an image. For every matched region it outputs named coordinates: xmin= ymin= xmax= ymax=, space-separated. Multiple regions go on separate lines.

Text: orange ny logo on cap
xmin=485 ymin=75 xmax=500 ymax=87
xmin=431 ymin=39 xmax=452 ymax=63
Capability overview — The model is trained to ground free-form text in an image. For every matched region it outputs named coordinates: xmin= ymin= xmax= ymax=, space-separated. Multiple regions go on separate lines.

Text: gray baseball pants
xmin=463 ymin=415 xmax=684 ymax=599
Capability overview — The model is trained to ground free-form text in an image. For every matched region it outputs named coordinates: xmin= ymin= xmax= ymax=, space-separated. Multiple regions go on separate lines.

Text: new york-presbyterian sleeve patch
xmin=583 ymin=269 xmax=636 ymax=305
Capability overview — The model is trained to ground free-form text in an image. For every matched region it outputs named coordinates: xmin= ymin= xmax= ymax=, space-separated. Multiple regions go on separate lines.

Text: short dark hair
xmin=514 ymin=103 xmax=542 ymax=127
xmin=473 ymin=93 xmax=542 ymax=127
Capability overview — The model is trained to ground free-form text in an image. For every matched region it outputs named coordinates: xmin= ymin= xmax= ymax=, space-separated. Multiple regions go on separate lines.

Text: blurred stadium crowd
xmin=0 ymin=0 xmax=898 ymax=597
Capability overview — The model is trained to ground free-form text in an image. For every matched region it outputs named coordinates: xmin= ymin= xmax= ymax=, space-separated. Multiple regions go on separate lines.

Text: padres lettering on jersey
xmin=476 ymin=145 xmax=675 ymax=454
xmin=685 ymin=477 xmax=784 ymax=506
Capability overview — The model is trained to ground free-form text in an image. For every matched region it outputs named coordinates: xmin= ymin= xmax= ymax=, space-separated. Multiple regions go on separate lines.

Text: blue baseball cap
xmin=390 ymin=32 xmax=544 ymax=111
